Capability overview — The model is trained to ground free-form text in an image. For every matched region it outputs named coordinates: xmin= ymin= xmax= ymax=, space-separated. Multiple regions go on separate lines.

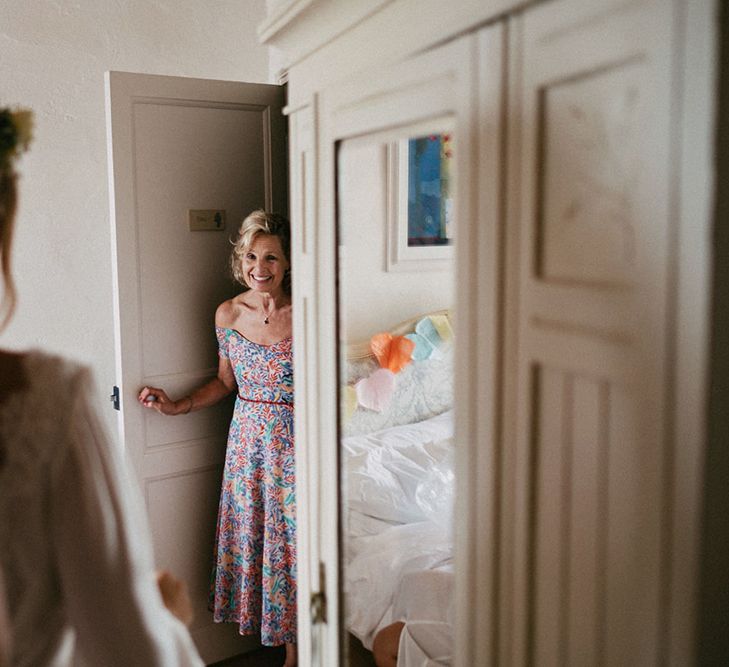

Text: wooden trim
xmin=257 ymin=0 xmax=315 ymax=44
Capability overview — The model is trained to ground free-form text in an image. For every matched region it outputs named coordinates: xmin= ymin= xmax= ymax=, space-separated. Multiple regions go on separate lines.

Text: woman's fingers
xmin=138 ymin=386 xmax=168 ymax=412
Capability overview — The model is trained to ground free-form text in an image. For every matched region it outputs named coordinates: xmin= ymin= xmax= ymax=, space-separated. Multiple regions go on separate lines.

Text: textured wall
xmin=0 ymin=0 xmax=270 ymax=438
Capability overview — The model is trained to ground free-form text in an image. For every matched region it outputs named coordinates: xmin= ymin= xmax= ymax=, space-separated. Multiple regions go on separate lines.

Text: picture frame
xmin=386 ymin=133 xmax=454 ymax=272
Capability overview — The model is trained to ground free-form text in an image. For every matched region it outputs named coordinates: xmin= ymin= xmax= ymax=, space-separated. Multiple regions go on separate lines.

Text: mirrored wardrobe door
xmin=337 ymin=123 xmax=456 ymax=667
xmin=289 ymin=26 xmax=504 ymax=667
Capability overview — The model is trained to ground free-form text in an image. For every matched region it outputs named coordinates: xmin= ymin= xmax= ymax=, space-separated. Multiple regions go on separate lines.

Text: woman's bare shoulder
xmin=215 ymin=295 xmax=245 ymax=328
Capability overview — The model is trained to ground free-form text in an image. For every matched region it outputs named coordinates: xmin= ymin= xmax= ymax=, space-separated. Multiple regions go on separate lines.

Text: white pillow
xmin=343 ymin=345 xmax=454 ymax=437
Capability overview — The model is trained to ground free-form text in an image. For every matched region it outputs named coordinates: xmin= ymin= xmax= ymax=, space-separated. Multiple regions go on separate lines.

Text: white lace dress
xmin=0 ymin=351 xmax=203 ymax=667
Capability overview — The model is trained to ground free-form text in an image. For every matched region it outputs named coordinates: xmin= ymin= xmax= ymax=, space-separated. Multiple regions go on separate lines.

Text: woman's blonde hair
xmin=230 ymin=210 xmax=291 ymax=294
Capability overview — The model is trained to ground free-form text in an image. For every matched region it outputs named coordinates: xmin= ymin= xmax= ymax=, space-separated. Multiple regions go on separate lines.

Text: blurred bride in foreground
xmin=0 ymin=107 xmax=203 ymax=666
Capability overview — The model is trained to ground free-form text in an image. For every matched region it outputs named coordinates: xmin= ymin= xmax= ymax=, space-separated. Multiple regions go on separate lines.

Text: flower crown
xmin=0 ymin=107 xmax=33 ymax=171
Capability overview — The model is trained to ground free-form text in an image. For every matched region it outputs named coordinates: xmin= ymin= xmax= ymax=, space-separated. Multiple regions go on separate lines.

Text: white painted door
xmin=105 ymin=71 xmax=286 ymax=664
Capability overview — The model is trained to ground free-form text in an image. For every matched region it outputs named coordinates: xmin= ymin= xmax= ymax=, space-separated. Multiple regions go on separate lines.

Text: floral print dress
xmin=210 ymin=327 xmax=296 ymax=646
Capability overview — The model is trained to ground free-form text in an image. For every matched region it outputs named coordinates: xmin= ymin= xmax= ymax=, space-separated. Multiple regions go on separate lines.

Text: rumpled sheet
xmin=343 ymin=411 xmax=456 ymax=661
xmin=394 ymin=566 xmax=454 ymax=667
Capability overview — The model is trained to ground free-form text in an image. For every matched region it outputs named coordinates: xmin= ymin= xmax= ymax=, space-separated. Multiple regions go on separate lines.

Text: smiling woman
xmin=139 ymin=210 xmax=298 ymax=667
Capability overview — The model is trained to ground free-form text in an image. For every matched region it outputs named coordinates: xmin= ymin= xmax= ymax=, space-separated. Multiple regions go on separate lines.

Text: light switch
xmin=188 ymin=209 xmax=226 ymax=231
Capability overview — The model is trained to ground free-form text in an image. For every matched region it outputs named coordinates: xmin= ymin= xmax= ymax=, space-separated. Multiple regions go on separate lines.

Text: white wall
xmin=338 ymin=140 xmax=453 ymax=341
xmin=0 ymin=0 xmax=270 ymax=437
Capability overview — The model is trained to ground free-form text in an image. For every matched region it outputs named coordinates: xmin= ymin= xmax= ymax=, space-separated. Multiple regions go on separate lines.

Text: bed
xmin=341 ymin=310 xmax=456 ymax=666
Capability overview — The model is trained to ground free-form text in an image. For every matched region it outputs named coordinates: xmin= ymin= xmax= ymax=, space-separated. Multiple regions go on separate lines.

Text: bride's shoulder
xmin=0 ymin=351 xmax=90 ymax=465
xmin=12 ymin=351 xmax=87 ymax=395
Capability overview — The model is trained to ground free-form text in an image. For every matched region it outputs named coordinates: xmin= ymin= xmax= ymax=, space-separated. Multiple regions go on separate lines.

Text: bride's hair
xmin=0 ymin=108 xmax=32 ymax=331
xmin=0 ymin=166 xmax=18 ymax=330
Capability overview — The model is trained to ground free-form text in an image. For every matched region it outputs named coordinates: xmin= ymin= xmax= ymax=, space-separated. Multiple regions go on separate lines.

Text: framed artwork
xmin=387 ymin=132 xmax=454 ymax=272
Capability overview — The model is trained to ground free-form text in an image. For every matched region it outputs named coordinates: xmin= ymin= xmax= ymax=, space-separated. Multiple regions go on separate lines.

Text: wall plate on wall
xmin=188 ymin=209 xmax=226 ymax=231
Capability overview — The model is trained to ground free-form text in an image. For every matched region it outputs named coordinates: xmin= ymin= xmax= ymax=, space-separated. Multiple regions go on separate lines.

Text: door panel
xmin=506 ymin=0 xmax=675 ymax=664
xmin=105 ymin=71 xmax=286 ymax=663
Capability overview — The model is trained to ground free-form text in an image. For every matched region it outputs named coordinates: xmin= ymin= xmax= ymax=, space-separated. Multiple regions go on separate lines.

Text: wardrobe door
xmin=505 ymin=0 xmax=679 ymax=664
xmin=291 ymin=28 xmax=504 ymax=667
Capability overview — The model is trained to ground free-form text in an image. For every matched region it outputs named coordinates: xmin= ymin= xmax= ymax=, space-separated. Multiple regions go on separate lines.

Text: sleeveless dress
xmin=209 ymin=328 xmax=296 ymax=646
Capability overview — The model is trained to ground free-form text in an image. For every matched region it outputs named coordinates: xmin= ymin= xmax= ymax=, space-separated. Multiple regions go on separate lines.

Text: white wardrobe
xmin=258 ymin=0 xmax=718 ymax=665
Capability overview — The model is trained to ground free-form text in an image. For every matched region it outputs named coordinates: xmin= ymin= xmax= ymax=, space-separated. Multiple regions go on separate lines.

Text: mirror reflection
xmin=337 ymin=130 xmax=456 ymax=667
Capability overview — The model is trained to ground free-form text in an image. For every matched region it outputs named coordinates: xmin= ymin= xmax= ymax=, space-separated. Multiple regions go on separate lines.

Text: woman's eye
xmin=246 ymin=253 xmax=256 ymax=260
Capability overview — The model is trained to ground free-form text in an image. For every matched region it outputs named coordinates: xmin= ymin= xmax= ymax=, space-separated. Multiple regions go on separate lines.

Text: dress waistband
xmin=238 ymin=394 xmax=293 ymax=408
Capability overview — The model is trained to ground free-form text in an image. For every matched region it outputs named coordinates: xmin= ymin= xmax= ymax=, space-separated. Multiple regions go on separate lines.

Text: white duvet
xmin=343 ymin=410 xmax=456 ymax=663
xmin=344 ymin=409 xmax=455 ymax=530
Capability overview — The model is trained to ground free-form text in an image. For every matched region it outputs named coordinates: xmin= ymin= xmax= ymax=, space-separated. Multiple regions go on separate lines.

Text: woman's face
xmin=241 ymin=233 xmax=289 ymax=293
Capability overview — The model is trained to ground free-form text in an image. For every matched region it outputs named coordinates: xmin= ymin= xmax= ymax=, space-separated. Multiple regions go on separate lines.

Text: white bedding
xmin=343 ymin=410 xmax=456 ymax=659
xmin=394 ymin=565 xmax=454 ymax=667
xmin=343 ymin=409 xmax=454 ymax=528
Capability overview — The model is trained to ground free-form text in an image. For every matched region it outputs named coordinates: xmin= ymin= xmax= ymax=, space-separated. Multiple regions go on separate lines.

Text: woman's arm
xmin=139 ymin=355 xmax=235 ymax=415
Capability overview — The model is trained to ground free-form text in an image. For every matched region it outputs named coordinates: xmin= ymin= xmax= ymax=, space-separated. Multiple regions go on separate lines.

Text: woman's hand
xmin=138 ymin=386 xmax=190 ymax=416
xmin=156 ymin=570 xmax=194 ymax=626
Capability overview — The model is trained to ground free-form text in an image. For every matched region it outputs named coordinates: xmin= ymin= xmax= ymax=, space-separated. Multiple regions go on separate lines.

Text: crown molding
xmin=258 ymin=0 xmax=395 ymax=71
xmin=258 ymin=0 xmax=316 ymax=44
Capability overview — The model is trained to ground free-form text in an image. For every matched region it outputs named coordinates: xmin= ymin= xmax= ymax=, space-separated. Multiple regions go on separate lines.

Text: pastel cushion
xmin=370 ymin=333 xmax=415 ymax=373
xmin=427 ymin=314 xmax=454 ymax=343
xmin=343 ymin=385 xmax=358 ymax=422
xmin=344 ymin=345 xmax=454 ymax=437
xmin=355 ymin=368 xmax=396 ymax=413
xmin=405 ymin=333 xmax=434 ymax=361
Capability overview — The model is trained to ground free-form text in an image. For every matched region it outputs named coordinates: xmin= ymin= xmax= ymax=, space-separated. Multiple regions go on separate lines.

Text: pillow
xmin=342 ymin=344 xmax=454 ymax=437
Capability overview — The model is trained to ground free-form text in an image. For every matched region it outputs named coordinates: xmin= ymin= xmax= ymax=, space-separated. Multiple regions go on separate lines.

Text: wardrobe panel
xmin=508 ymin=0 xmax=676 ymax=664
xmin=538 ymin=60 xmax=644 ymax=287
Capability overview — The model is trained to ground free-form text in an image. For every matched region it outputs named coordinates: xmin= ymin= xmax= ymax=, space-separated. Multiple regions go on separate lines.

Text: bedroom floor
xmin=208 ymin=646 xmax=284 ymax=666
xmin=349 ymin=634 xmax=377 ymax=666
xmin=208 ymin=635 xmax=376 ymax=667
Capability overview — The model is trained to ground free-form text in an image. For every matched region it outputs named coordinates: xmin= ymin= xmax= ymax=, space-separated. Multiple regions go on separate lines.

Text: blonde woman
xmin=0 ymin=108 xmax=202 ymax=666
xmin=140 ymin=211 xmax=297 ymax=667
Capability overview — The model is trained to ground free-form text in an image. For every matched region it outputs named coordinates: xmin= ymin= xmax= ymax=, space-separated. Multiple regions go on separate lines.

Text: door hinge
xmin=311 ymin=561 xmax=327 ymax=624
xmin=311 ymin=591 xmax=327 ymax=625
xmin=110 ymin=385 xmax=120 ymax=411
